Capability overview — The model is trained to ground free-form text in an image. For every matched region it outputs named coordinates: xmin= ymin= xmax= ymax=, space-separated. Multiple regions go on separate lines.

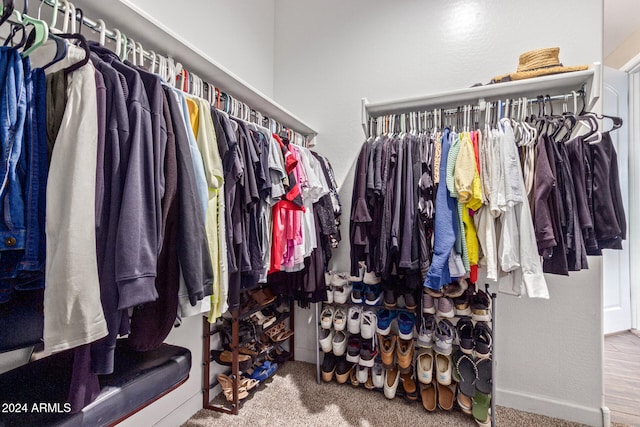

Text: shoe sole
xmin=385 ymin=302 xmax=397 ymax=309
xmin=436 ymin=310 xmax=454 ymax=319
xmin=376 ymin=324 xmax=392 ymax=335
xmin=423 ymin=307 xmax=436 ymax=314
xmin=416 ymin=339 xmax=433 ymax=348
xmin=472 ymin=312 xmax=492 ymax=322
xmin=351 ymin=297 xmax=363 ymax=304
xmin=360 ymin=357 xmax=375 ymax=368
xmin=398 ymin=330 xmax=414 ymax=340
xmin=455 ymin=307 xmax=472 ymax=316
xmin=346 ymin=354 xmax=360 ymax=363
xmin=365 ymin=297 xmax=382 ymax=306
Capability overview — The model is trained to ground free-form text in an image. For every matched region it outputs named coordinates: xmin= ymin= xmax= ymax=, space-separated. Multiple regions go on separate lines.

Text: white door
xmin=603 ymin=66 xmax=631 ymax=334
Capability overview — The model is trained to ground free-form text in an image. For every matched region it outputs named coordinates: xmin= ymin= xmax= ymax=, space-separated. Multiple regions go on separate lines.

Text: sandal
xmin=239 ymin=376 xmax=260 ymax=391
xmin=265 ymin=322 xmax=285 ymax=341
xmin=250 ymin=310 xmax=276 ymax=328
xmin=211 ymin=350 xmax=253 ymax=371
xmin=217 ymin=374 xmax=249 ymax=401
xmin=272 ymin=328 xmax=294 ymax=342
xmin=248 ymin=287 xmax=277 ymax=307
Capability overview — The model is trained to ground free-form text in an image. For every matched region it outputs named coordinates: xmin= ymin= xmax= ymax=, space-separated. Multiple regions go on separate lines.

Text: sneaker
xmin=326 ymin=285 xmax=334 ymax=304
xmin=457 ymin=317 xmax=474 ymax=355
xmin=384 ymin=289 xmax=396 ymax=309
xmin=364 ymin=284 xmax=382 ymax=305
xmin=332 ymin=331 xmax=347 ymax=356
xmin=321 ymin=353 xmax=336 ymax=382
xmin=319 ymin=328 xmax=334 ymax=353
xmin=379 ymin=333 xmax=396 ymax=369
xmin=359 ymin=339 xmax=378 ymax=367
xmin=471 ymin=290 xmax=492 ymax=322
xmin=404 ymin=292 xmax=417 ymax=311
xmin=376 ymin=309 xmax=396 ymax=335
xmin=384 ymin=366 xmax=400 ymax=399
xmin=474 ymin=322 xmax=493 ymax=359
xmin=347 ymin=306 xmax=363 ymax=334
xmin=333 ymin=307 xmax=347 ymax=331
xmin=360 ymin=310 xmax=377 ymax=339
xmin=422 ymin=290 xmax=436 ymax=314
xmin=396 ymin=337 xmax=414 ymax=373
xmin=347 ymin=263 xmax=365 ymax=283
xmin=417 ymin=348 xmax=434 ymax=384
xmin=357 ymin=365 xmax=369 ymax=384
xmin=351 ymin=282 xmax=365 ymax=304
xmin=444 ymin=280 xmax=467 ymax=298
xmin=454 ymin=289 xmax=472 ymax=316
xmin=416 ymin=314 xmax=436 ymax=348
xmin=364 ymin=270 xmax=381 ymax=285
xmin=346 ymin=335 xmax=361 ymax=363
xmin=436 ymin=297 xmax=455 ymax=318
xmin=335 ymin=357 xmax=352 ymax=384
xmin=324 ymin=271 xmax=334 ymax=304
xmin=435 ymin=352 xmax=452 ymax=385
xmin=424 ymin=286 xmax=444 ymax=298
xmin=372 ymin=363 xmax=385 ymax=388
xmin=434 ymin=319 xmax=455 ymax=355
xmin=333 ymin=282 xmax=352 ymax=304
xmin=320 ymin=306 xmax=334 ymax=329
xmin=397 ymin=312 xmax=416 ymax=340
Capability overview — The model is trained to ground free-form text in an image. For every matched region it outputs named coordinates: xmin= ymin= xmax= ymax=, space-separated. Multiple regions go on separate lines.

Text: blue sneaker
xmin=397 ymin=312 xmax=416 ymax=340
xmin=365 ymin=284 xmax=382 ymax=306
xmin=351 ymin=282 xmax=365 ymax=304
xmin=376 ymin=309 xmax=397 ymax=335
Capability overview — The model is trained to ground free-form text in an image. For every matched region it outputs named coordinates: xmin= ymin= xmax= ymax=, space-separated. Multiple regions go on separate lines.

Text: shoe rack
xmin=317 ymin=279 xmax=497 ymax=427
xmin=202 ymin=286 xmax=295 ymax=415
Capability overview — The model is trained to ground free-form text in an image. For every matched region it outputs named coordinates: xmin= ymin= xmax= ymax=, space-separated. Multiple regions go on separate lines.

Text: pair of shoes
xmin=416 ymin=314 xmax=436 ymax=348
xmin=457 ymin=319 xmax=492 ymax=358
xmin=347 ymin=307 xmax=377 ymax=338
xmin=377 ymin=333 xmax=414 ymax=372
xmin=454 ymin=289 xmax=472 ymax=316
xmin=384 ymin=290 xmax=418 ymax=310
xmin=321 ymin=306 xmax=346 ymax=331
xmin=443 ymin=280 xmax=468 ymax=298
xmin=218 ymin=374 xmax=249 ymax=401
xmin=248 ymin=286 xmax=277 ymax=307
xmin=264 ymin=322 xmax=294 ymax=343
xmin=434 ymin=318 xmax=455 ymax=355
xmin=422 ymin=290 xmax=455 ymax=318
xmin=210 ymin=350 xmax=253 ymax=371
xmin=330 ymin=273 xmax=352 ymax=304
xmin=375 ymin=310 xmax=415 ymax=338
xmin=249 ymin=310 xmax=276 ymax=329
xmin=248 ymin=360 xmax=278 ymax=382
xmin=471 ymin=290 xmax=492 ymax=322
xmin=345 ymin=335 xmax=377 ymax=366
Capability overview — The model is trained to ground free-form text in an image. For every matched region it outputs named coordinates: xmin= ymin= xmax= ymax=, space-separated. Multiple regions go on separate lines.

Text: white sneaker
xmin=357 ymin=365 xmax=369 ymax=384
xmin=384 ymin=367 xmax=400 ymax=399
xmin=360 ymin=310 xmax=377 ymax=340
xmin=319 ymin=328 xmax=334 ymax=353
xmin=435 ymin=353 xmax=452 ymax=385
xmin=347 ymin=262 xmax=365 ymax=282
xmin=325 ymin=271 xmax=334 ymax=304
xmin=332 ymin=331 xmax=347 ymax=356
xmin=333 ymin=308 xmax=347 ymax=331
xmin=363 ymin=270 xmax=381 ymax=285
xmin=333 ymin=281 xmax=352 ymax=305
xmin=347 ymin=306 xmax=363 ymax=335
xmin=416 ymin=348 xmax=434 ymax=384
xmin=320 ymin=306 xmax=334 ymax=330
xmin=372 ymin=363 xmax=385 ymax=388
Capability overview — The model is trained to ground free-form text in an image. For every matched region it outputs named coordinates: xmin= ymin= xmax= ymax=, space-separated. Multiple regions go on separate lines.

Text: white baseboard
xmin=497 ymin=387 xmax=605 ymax=427
xmin=153 ymin=392 xmax=203 ymax=427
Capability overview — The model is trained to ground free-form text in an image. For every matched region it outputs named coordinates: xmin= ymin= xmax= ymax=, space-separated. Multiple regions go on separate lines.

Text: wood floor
xmin=605 ymin=331 xmax=640 ymax=426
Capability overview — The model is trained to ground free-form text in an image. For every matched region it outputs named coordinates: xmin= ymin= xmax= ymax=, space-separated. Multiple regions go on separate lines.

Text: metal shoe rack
xmin=315 ymin=283 xmax=497 ymax=427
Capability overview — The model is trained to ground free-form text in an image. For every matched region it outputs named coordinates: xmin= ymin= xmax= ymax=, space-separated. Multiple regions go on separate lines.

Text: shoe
xmin=416 ymin=348 xmax=434 ymax=385
xmin=350 ymin=365 xmax=359 ymax=387
xmin=333 ymin=307 xmax=347 ymax=331
xmin=472 ymin=390 xmax=492 ymax=426
xmin=321 ymin=353 xmax=336 ymax=382
xmin=351 ymin=282 xmax=365 ymax=304
xmin=444 ymin=280 xmax=467 ymax=298
xmin=434 ymin=318 xmax=455 ymax=355
xmin=420 ymin=383 xmax=437 ymax=412
xmin=364 ymin=284 xmax=382 ymax=305
xmin=454 ymin=289 xmax=472 ymax=316
xmin=376 ymin=309 xmax=396 ymax=335
xmin=210 ymin=350 xmax=253 ymax=371
xmin=403 ymin=292 xmax=417 ymax=311
xmin=347 ymin=306 xmax=363 ymax=334
xmin=365 ymin=372 xmax=375 ymax=390
xmin=471 ymin=290 xmax=492 ymax=322
xmin=319 ymin=328 xmax=334 ymax=353
xmin=360 ymin=310 xmax=377 ymax=339
xmin=335 ymin=357 xmax=352 ymax=384
xmin=474 ymin=322 xmax=493 ymax=359
xmin=457 ymin=317 xmax=474 ymax=354
xmin=218 ymin=374 xmax=249 ymax=401
xmin=401 ymin=369 xmax=418 ymax=401
xmin=397 ymin=312 xmax=416 ymax=340
xmin=325 ymin=272 xmax=334 ymax=304
xmin=320 ymin=306 xmax=334 ymax=330
xmin=346 ymin=334 xmax=361 ymax=363
xmin=347 ymin=263 xmax=365 ymax=283
xmin=422 ymin=290 xmax=436 ymax=314
xmin=396 ymin=337 xmax=414 ymax=373
xmin=436 ymin=352 xmax=452 ymax=385
xmin=332 ymin=331 xmax=347 ymax=356
xmin=372 ymin=363 xmax=385 ymax=388
xmin=357 ymin=364 xmax=369 ymax=384
xmin=456 ymin=352 xmax=478 ymax=397
xmin=332 ymin=274 xmax=351 ymax=304
xmin=250 ymin=310 xmax=276 ymax=328
xmin=424 ymin=286 xmax=444 ymax=298
xmin=437 ymin=382 xmax=456 ymax=411
xmin=384 ymin=366 xmax=400 ymax=399
xmin=416 ymin=314 xmax=436 ymax=348
xmin=384 ymin=289 xmax=396 ymax=309
xmin=436 ymin=297 xmax=455 ymax=318
xmin=379 ymin=333 xmax=396 ymax=369
xmin=364 ymin=270 xmax=381 ymax=285
xmin=458 ymin=392 xmax=473 ymax=415
xmin=476 ymin=357 xmax=492 ymax=394
xmin=359 ymin=339 xmax=377 ymax=367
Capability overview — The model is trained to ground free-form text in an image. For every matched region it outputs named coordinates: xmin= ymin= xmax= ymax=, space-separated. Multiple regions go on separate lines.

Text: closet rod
xmin=39 ymin=0 xmax=316 ymax=144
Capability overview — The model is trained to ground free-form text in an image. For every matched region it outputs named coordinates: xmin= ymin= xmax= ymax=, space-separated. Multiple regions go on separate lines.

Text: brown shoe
xmin=437 ymin=382 xmax=455 ymax=411
xmin=379 ymin=334 xmax=396 ymax=369
xmin=396 ymin=337 xmax=414 ymax=373
xmin=400 ymin=370 xmax=418 ymax=401
xmin=420 ymin=383 xmax=437 ymax=412
xmin=350 ymin=365 xmax=359 ymax=387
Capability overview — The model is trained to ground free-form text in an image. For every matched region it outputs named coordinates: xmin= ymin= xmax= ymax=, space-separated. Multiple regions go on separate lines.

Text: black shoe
xmin=335 ymin=356 xmax=353 ymax=384
xmin=384 ymin=289 xmax=396 ymax=309
xmin=403 ymin=292 xmax=417 ymax=311
xmin=321 ymin=353 xmax=337 ymax=382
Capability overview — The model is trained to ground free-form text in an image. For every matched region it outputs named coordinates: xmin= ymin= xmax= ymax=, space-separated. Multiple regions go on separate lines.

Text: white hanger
xmin=136 ymin=41 xmax=144 ymax=68
xmin=148 ymin=50 xmax=156 ymax=73
xmin=127 ymin=37 xmax=136 ymax=65
xmin=113 ymin=28 xmax=122 ymax=56
xmin=68 ymin=2 xmax=76 ymax=33
xmin=95 ymin=19 xmax=106 ymax=46
xmin=39 ymin=0 xmax=58 ymax=29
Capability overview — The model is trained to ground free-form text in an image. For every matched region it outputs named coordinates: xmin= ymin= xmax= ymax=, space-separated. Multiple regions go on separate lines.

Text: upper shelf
xmin=68 ymin=0 xmax=317 ymax=138
xmin=364 ymin=63 xmax=601 ymax=117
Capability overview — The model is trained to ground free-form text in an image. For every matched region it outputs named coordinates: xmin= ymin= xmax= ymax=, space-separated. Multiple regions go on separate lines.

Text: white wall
xmin=274 ymin=0 xmax=606 ymax=425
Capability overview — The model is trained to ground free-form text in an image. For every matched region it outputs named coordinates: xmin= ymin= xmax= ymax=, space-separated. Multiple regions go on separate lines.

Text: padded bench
xmin=0 ymin=339 xmax=191 ymax=427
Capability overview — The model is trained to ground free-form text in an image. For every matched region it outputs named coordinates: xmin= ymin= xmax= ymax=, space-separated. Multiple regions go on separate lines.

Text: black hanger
xmin=0 ymin=0 xmax=14 ymax=27
xmin=57 ymin=33 xmax=90 ymax=74
xmin=21 ymin=0 xmax=26 ymax=15
xmin=3 ymin=21 xmax=26 ymax=48
xmin=41 ymin=33 xmax=67 ymax=70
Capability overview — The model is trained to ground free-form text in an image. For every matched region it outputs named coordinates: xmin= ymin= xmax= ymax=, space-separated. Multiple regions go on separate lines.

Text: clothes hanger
xmin=113 ymin=28 xmax=122 ymax=56
xmin=57 ymin=33 xmax=89 ymax=74
xmin=0 ymin=0 xmax=15 ymax=27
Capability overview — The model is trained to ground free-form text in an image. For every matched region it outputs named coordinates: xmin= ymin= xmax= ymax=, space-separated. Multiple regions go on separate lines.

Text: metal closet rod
xmin=39 ymin=0 xmax=311 ymax=143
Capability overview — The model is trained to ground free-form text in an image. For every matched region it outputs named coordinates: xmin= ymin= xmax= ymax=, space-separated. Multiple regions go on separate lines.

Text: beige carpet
xmin=183 ymin=361 xmax=629 ymax=427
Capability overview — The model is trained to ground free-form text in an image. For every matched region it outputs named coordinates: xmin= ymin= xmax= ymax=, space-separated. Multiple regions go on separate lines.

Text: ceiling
xmin=604 ymin=0 xmax=640 ymax=56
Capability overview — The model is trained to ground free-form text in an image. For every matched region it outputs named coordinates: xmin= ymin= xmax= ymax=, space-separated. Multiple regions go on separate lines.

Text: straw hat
xmin=492 ymin=47 xmax=588 ymax=83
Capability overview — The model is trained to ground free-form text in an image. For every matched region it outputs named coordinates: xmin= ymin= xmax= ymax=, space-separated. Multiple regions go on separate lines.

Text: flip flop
xmin=456 ymin=353 xmax=478 ymax=397
xmin=472 ymin=390 xmax=491 ymax=426
xmin=476 ymin=357 xmax=492 ymax=394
